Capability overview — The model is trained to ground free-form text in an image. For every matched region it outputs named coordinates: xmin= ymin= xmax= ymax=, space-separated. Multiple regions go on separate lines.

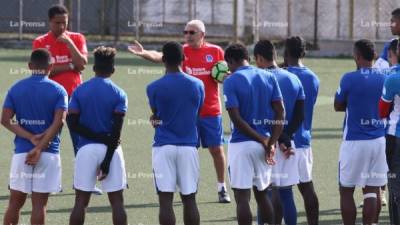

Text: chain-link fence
xmin=0 ymin=0 xmax=399 ymax=44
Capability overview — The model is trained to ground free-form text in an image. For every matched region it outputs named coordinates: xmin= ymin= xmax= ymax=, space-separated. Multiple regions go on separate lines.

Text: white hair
xmin=186 ymin=20 xmax=206 ymax=33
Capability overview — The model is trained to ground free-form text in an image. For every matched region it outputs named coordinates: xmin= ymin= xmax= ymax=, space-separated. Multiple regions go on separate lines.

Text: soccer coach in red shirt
xmin=128 ymin=20 xmax=231 ymax=203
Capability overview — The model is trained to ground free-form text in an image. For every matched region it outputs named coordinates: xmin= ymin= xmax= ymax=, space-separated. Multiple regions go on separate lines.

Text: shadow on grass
xmin=19 ymin=200 xmax=222 ymax=215
xmin=15 ymin=206 xmax=390 ymax=225
xmin=0 ymin=192 xmax=76 ymax=202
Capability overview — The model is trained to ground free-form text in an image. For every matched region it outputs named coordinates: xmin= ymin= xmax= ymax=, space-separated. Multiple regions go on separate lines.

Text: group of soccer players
xmin=4 ymin=3 xmax=400 ymax=225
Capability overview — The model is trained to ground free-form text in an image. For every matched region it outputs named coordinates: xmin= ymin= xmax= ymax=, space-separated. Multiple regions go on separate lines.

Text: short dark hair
xmin=48 ymin=5 xmax=68 ymax=20
xmin=93 ymin=46 xmax=116 ymax=74
xmin=285 ymin=36 xmax=306 ymax=59
xmin=354 ymin=39 xmax=375 ymax=61
xmin=389 ymin=38 xmax=400 ymax=63
xmin=254 ymin=39 xmax=276 ymax=61
xmin=162 ymin=42 xmax=184 ymax=66
xmin=30 ymin=48 xmax=51 ymax=69
xmin=225 ymin=43 xmax=249 ymax=63
xmin=392 ymin=8 xmax=400 ymax=19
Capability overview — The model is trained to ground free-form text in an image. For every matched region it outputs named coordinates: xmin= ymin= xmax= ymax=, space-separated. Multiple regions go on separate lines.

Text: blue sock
xmin=279 ymin=188 xmax=297 ymax=225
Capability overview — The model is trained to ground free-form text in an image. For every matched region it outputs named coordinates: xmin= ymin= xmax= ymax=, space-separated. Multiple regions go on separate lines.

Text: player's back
xmin=70 ymin=76 xmax=127 ymax=136
xmin=267 ymin=68 xmax=305 ymax=123
xmin=224 ymin=66 xmax=281 ymax=142
xmin=340 ymin=68 xmax=386 ymax=140
xmin=287 ymin=66 xmax=319 ymax=147
xmin=147 ymin=72 xmax=204 ymax=147
xmin=5 ymin=75 xmax=67 ymax=153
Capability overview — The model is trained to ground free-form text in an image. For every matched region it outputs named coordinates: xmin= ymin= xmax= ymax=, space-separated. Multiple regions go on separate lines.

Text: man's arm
xmin=334 ymin=99 xmax=346 ymax=112
xmin=128 ymin=40 xmax=163 ymax=63
xmin=269 ymin=100 xmax=285 ymax=148
xmin=48 ymin=33 xmax=88 ymax=77
xmin=334 ymin=76 xmax=348 ymax=112
xmin=98 ymin=112 xmax=125 ymax=180
xmin=49 ymin=64 xmax=76 ymax=78
xmin=66 ymin=111 xmax=111 ymax=143
xmin=1 ymin=108 xmax=42 ymax=145
xmin=279 ymin=100 xmax=304 ymax=148
xmin=25 ymin=109 xmax=66 ymax=165
xmin=58 ymin=33 xmax=87 ymax=71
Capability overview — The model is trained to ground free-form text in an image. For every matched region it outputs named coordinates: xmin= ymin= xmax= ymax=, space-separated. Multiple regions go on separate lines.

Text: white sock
xmin=217 ymin=182 xmax=226 ymax=192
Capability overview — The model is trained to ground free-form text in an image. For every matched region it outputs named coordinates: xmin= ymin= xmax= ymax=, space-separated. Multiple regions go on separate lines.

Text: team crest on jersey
xmin=205 ymin=54 xmax=213 ymax=62
xmin=45 ymin=45 xmax=50 ymax=49
xmin=186 ymin=67 xmax=193 ymax=75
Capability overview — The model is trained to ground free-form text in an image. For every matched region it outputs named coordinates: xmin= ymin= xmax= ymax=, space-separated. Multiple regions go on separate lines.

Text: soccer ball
xmin=211 ymin=61 xmax=230 ymax=83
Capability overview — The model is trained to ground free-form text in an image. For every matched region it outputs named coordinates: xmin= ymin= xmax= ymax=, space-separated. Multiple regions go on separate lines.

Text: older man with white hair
xmin=129 ymin=19 xmax=231 ymax=203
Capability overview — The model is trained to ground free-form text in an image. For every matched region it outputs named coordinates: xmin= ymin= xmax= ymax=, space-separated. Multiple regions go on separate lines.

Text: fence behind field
xmin=0 ymin=0 xmax=399 ymax=44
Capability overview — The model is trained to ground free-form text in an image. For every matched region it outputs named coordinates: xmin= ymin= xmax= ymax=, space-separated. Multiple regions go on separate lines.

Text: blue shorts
xmin=197 ymin=115 xmax=223 ymax=148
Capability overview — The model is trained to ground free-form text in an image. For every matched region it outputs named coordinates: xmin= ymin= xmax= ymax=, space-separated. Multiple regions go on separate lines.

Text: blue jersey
xmin=3 ymin=74 xmax=68 ymax=154
xmin=69 ymin=77 xmax=128 ymax=148
xmin=287 ymin=66 xmax=319 ymax=148
xmin=223 ymin=65 xmax=283 ymax=143
xmin=147 ymin=72 xmax=205 ymax=147
xmin=382 ymin=65 xmax=400 ymax=137
xmin=335 ymin=68 xmax=386 ymax=140
xmin=266 ymin=68 xmax=305 ymax=128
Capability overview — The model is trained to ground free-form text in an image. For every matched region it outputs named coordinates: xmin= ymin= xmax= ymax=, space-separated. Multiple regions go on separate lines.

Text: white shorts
xmin=9 ymin=152 xmax=61 ymax=194
xmin=152 ymin=145 xmax=199 ymax=195
xmin=296 ymin=146 xmax=313 ymax=183
xmin=228 ymin=141 xmax=272 ymax=191
xmin=272 ymin=146 xmax=299 ymax=187
xmin=339 ymin=137 xmax=388 ymax=187
xmin=74 ymin=144 xmax=127 ymax=193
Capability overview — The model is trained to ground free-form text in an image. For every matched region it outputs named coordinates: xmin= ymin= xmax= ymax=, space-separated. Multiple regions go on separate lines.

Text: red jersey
xmin=182 ymin=42 xmax=224 ymax=117
xmin=33 ymin=31 xmax=88 ymax=96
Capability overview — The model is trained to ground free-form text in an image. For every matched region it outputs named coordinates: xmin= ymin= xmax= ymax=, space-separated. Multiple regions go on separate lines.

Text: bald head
xmin=184 ymin=20 xmax=206 ymax=48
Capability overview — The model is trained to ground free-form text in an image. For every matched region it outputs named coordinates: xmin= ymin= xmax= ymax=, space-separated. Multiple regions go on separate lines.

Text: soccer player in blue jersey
xmin=1 ymin=48 xmax=67 ymax=225
xmin=374 ymin=8 xmax=400 ymax=69
xmin=284 ymin=36 xmax=320 ymax=225
xmin=67 ymin=46 xmax=128 ymax=225
xmin=335 ymin=39 xmax=388 ymax=225
xmin=379 ymin=38 xmax=400 ymax=225
xmin=223 ymin=43 xmax=285 ymax=225
xmin=254 ymin=40 xmax=305 ymax=225
xmin=147 ymin=42 xmax=204 ymax=225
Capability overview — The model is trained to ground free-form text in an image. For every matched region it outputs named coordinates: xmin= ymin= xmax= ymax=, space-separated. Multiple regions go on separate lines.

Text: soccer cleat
xmin=92 ymin=186 xmax=103 ymax=195
xmin=381 ymin=190 xmax=387 ymax=206
xmin=218 ymin=187 xmax=231 ymax=203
